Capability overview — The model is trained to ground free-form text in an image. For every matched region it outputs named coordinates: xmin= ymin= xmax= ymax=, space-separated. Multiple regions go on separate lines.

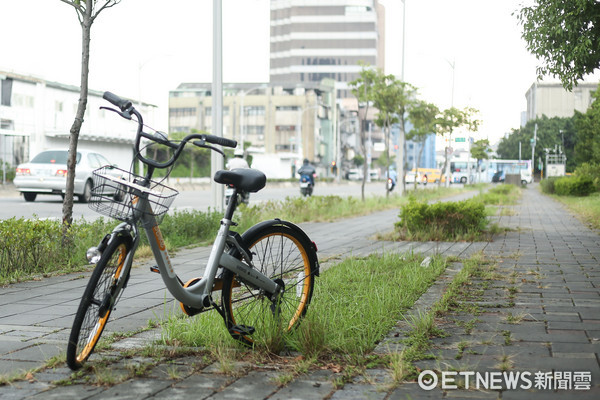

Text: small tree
xmin=372 ymin=73 xmax=416 ymax=196
xmin=436 ymin=107 xmax=480 ymax=186
xmin=349 ymin=63 xmax=378 ymax=201
xmin=59 ymin=0 xmax=121 ymax=244
xmin=407 ymin=100 xmax=439 ymax=189
xmin=470 ymin=139 xmax=492 ymax=183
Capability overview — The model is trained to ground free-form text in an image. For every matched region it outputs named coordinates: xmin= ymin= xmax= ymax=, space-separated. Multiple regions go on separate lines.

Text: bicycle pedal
xmin=150 ymin=266 xmax=160 ymax=274
xmin=229 ymin=324 xmax=255 ymax=338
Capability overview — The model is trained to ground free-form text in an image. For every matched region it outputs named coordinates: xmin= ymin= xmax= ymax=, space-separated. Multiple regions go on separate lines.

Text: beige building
xmin=169 ymin=82 xmax=335 ymax=169
xmin=525 ymin=81 xmax=598 ymax=121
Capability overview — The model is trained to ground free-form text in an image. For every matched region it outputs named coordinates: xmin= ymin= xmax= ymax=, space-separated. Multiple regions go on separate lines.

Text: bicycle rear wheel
xmin=221 ymin=224 xmax=316 ymax=346
xmin=66 ymin=235 xmax=131 ymax=370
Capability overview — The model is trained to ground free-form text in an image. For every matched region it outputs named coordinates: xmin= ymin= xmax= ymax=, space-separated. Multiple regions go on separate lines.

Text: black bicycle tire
xmin=66 ymin=234 xmax=131 ymax=370
xmin=221 ymin=224 xmax=316 ymax=346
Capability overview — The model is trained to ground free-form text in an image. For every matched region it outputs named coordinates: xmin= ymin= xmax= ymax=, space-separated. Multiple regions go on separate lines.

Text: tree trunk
xmin=385 ymin=123 xmax=390 ymax=198
xmin=414 ymin=140 xmax=425 ymax=190
xmin=62 ymin=8 xmax=92 ymax=244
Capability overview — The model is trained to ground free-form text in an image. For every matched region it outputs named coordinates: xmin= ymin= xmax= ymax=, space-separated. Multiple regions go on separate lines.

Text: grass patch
xmin=549 ymin=191 xmax=600 ymax=231
xmin=389 ymin=184 xmax=521 ymax=242
xmin=159 ymin=251 xmax=448 ymax=364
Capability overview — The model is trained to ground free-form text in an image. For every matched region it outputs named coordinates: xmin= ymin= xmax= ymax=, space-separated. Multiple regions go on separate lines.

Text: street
xmin=0 ymin=180 xmax=428 ymax=221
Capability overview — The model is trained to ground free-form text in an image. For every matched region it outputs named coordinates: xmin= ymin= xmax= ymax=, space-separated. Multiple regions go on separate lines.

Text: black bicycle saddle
xmin=214 ymin=168 xmax=266 ymax=193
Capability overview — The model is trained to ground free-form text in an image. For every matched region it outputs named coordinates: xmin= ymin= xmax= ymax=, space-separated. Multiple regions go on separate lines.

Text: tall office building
xmin=269 ymin=0 xmax=385 ymax=97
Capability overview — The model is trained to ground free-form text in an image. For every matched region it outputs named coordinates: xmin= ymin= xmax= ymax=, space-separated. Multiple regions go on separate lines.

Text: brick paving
xmin=0 ymin=185 xmax=598 ymax=399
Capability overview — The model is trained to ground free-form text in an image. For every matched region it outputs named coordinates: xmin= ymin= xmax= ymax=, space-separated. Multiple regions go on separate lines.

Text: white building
xmin=0 ymin=71 xmax=156 ymax=173
xmin=525 ymin=81 xmax=598 ymax=122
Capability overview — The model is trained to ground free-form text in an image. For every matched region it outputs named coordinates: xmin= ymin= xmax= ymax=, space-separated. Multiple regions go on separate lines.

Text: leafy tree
xmin=516 ymin=0 xmax=600 ymax=90
xmin=372 ymin=71 xmax=417 ymax=196
xmin=573 ymin=89 xmax=600 ymax=165
xmin=470 ymin=139 xmax=491 ymax=182
xmin=59 ymin=0 xmax=121 ymax=242
xmin=435 ymin=107 xmax=480 ymax=186
xmin=407 ymin=100 xmax=439 ymax=189
xmin=496 ymin=116 xmax=576 ymax=172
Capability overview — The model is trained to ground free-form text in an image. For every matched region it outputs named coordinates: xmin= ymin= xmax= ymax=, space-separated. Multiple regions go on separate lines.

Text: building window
xmin=1 ymin=119 xmax=14 ymax=130
xmin=204 ymin=107 xmax=229 ymax=116
xmin=244 ymin=106 xmax=265 ymax=116
xmin=13 ymin=94 xmax=34 ymax=108
xmin=276 ymin=106 xmax=299 ymax=111
xmin=169 ymin=107 xmax=197 ymax=117
xmin=246 ymin=125 xmax=264 ymax=135
xmin=1 ymin=78 xmax=12 ymax=106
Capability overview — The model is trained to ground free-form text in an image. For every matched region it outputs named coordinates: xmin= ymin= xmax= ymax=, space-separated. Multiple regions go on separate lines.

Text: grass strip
xmin=0 ymin=185 xmax=468 ymax=285
xmin=158 ymin=251 xmax=448 ymax=363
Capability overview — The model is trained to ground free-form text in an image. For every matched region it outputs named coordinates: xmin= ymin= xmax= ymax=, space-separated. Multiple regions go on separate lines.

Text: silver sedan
xmin=14 ymin=149 xmax=114 ymax=203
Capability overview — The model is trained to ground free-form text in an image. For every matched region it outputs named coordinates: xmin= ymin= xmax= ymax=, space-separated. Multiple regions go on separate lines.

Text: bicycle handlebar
xmin=102 ymin=91 xmax=237 ymax=169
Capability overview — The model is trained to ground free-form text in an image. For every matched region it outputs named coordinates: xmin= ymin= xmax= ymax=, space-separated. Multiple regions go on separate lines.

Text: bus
xmin=450 ymin=159 xmax=479 ymax=183
xmin=448 ymin=158 xmax=533 ymax=185
xmin=486 ymin=160 xmax=533 ymax=185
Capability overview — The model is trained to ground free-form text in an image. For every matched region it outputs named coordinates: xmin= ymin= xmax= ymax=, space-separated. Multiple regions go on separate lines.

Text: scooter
xmin=299 ymin=174 xmax=314 ymax=196
xmin=386 ymin=177 xmax=395 ymax=192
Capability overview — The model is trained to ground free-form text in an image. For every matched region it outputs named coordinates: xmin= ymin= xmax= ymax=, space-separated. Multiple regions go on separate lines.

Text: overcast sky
xmin=1 ymin=0 xmax=595 ymax=144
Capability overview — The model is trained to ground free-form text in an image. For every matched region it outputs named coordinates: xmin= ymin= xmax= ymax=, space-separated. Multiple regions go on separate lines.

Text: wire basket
xmin=89 ymin=166 xmax=179 ymax=222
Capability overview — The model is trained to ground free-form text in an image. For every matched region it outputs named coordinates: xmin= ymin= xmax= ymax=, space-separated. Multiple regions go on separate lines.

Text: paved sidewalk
xmin=0 ymin=186 xmax=598 ymax=399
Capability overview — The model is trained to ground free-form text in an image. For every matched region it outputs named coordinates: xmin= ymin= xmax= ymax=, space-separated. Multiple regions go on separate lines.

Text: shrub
xmin=540 ymin=177 xmax=560 ymax=194
xmin=0 ymin=217 xmax=114 ymax=283
xmin=554 ymin=175 xmax=595 ymax=196
xmin=396 ymin=198 xmax=487 ymax=241
xmin=575 ymin=162 xmax=600 ymax=191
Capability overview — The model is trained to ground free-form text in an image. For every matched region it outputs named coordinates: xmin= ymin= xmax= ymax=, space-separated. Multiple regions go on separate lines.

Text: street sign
xmin=455 ymin=137 xmax=465 ymax=142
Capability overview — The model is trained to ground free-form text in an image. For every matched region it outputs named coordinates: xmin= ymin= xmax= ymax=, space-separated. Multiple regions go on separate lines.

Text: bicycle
xmin=66 ymin=92 xmax=320 ymax=370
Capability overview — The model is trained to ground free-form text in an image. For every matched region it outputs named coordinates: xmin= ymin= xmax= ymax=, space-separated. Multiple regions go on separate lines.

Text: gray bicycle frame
xmin=110 ymin=190 xmax=279 ymax=311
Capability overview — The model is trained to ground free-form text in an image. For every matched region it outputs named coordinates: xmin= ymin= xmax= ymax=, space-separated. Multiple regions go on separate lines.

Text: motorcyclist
xmin=297 ymin=158 xmax=316 ymax=186
xmin=226 ymin=148 xmax=249 ymax=170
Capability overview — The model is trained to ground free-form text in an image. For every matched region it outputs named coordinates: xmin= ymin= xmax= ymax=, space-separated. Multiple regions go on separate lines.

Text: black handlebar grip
xmin=203 ymin=134 xmax=237 ymax=148
xmin=103 ymin=91 xmax=132 ymax=111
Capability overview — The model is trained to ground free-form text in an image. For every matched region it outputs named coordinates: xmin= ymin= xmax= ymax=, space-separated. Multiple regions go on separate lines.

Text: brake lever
xmin=100 ymin=106 xmax=132 ymax=121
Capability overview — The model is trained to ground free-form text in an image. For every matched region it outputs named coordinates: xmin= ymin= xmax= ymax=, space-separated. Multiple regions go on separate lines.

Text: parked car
xmin=14 ymin=149 xmax=115 ymax=203
xmin=346 ymin=168 xmax=363 ymax=181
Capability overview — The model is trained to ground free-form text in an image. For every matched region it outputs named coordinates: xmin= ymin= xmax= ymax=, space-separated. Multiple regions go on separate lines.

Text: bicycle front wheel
xmin=66 ymin=235 xmax=131 ymax=370
xmin=221 ymin=223 xmax=316 ymax=346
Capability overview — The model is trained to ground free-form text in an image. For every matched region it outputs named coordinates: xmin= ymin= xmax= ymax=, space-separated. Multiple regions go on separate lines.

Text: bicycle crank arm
xmin=219 ymin=253 xmax=280 ymax=295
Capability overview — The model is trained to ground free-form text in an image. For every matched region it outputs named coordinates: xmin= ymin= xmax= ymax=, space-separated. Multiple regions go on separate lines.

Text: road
xmin=0 ymin=180 xmax=429 ymax=220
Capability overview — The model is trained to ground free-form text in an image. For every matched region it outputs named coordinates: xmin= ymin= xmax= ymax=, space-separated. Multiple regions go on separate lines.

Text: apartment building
xmin=169 ymin=82 xmax=336 ymax=177
xmin=270 ymin=0 xmax=385 ymax=98
xmin=0 ymin=71 xmax=156 ymax=172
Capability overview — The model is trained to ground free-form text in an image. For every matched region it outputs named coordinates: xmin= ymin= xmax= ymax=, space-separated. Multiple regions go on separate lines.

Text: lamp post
xmin=336 ymin=114 xmax=358 ymax=182
xmin=444 ymin=58 xmax=456 ymax=187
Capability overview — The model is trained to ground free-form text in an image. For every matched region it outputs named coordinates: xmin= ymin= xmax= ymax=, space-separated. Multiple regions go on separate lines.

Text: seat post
xmin=224 ymin=186 xmax=238 ymax=221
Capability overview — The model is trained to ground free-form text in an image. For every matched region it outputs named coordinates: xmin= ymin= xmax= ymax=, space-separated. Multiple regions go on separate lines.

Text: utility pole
xmin=531 ymin=123 xmax=537 ymax=178
xmin=211 ymin=0 xmax=224 ymax=210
